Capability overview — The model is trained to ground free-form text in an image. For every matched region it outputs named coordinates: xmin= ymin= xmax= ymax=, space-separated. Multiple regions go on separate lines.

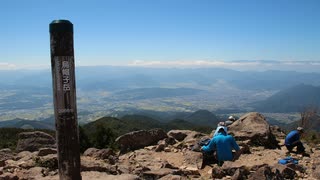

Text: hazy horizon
xmin=1 ymin=60 xmax=320 ymax=73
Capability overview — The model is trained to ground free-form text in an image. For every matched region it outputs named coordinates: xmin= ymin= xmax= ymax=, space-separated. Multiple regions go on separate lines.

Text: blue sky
xmin=1 ymin=0 xmax=320 ymax=70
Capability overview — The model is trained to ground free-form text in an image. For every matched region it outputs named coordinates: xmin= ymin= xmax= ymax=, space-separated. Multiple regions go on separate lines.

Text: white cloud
xmin=128 ymin=60 xmax=251 ymax=67
xmin=128 ymin=60 xmax=274 ymax=68
xmin=1 ymin=60 xmax=320 ymax=73
xmin=127 ymin=60 xmax=320 ymax=72
xmin=310 ymin=62 xmax=320 ymax=66
xmin=0 ymin=63 xmax=18 ymax=70
xmin=0 ymin=63 xmax=50 ymax=70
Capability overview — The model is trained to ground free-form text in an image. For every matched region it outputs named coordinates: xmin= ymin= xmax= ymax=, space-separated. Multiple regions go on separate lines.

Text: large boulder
xmin=228 ymin=112 xmax=279 ymax=149
xmin=168 ymin=130 xmax=208 ymax=151
xmin=115 ymin=129 xmax=168 ymax=153
xmin=167 ymin=130 xmax=190 ymax=141
xmin=16 ymin=131 xmax=56 ymax=152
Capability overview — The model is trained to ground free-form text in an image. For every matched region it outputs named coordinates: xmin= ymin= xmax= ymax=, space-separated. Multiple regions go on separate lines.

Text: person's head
xmin=218 ymin=126 xmax=226 ymax=134
xmin=297 ymin=127 xmax=304 ymax=134
xmin=228 ymin=116 xmax=236 ymax=121
xmin=218 ymin=121 xmax=226 ymax=126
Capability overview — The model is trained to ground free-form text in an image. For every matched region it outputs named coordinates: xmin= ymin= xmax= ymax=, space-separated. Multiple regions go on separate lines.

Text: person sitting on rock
xmin=225 ymin=115 xmax=236 ymax=126
xmin=201 ymin=126 xmax=240 ymax=166
xmin=285 ymin=127 xmax=306 ymax=154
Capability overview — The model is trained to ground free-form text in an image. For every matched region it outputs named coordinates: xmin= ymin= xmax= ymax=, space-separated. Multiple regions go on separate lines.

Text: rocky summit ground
xmin=1 ymin=112 xmax=320 ymax=180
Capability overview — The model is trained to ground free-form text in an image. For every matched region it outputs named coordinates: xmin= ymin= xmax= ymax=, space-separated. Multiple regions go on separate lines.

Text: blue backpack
xmin=278 ymin=156 xmax=298 ymax=165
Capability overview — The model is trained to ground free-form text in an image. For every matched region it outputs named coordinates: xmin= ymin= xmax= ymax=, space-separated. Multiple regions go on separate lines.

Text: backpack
xmin=191 ymin=138 xmax=211 ymax=152
xmin=278 ymin=156 xmax=298 ymax=165
xmin=198 ymin=138 xmax=211 ymax=146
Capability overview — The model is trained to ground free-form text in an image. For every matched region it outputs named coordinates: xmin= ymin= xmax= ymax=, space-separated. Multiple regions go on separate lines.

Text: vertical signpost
xmin=49 ymin=20 xmax=81 ymax=180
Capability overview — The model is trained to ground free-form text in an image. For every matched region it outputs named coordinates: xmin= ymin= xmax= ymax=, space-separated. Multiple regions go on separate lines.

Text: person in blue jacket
xmin=285 ymin=127 xmax=305 ymax=153
xmin=201 ymin=126 xmax=240 ymax=166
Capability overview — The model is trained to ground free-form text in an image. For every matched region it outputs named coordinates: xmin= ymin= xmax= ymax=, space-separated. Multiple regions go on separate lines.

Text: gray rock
xmin=159 ymin=174 xmax=183 ymax=180
xmin=155 ymin=143 xmax=166 ymax=152
xmin=211 ymin=166 xmax=225 ymax=179
xmin=0 ymin=172 xmax=19 ymax=180
xmin=116 ymin=129 xmax=167 ymax=153
xmin=248 ymin=165 xmax=282 ymax=180
xmin=228 ymin=112 xmax=279 ymax=149
xmin=37 ymin=148 xmax=57 ymax=156
xmin=83 ymin=148 xmax=115 ymax=160
xmin=15 ymin=167 xmax=45 ymax=180
xmin=182 ymin=151 xmax=203 ymax=170
xmin=83 ymin=148 xmax=100 ymax=156
xmin=0 ymin=151 xmax=14 ymax=167
xmin=15 ymin=151 xmax=35 ymax=161
xmin=16 ymin=131 xmax=56 ymax=152
xmin=80 ymin=157 xmax=117 ymax=175
xmin=164 ymin=137 xmax=177 ymax=145
xmin=167 ymin=130 xmax=190 ymax=141
xmin=312 ymin=166 xmax=320 ymax=179
xmin=143 ymin=168 xmax=176 ymax=179
xmin=273 ymin=164 xmax=296 ymax=179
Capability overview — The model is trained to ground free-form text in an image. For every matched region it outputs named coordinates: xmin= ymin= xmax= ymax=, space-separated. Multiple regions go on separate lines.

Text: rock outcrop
xmin=228 ymin=112 xmax=280 ymax=149
xmin=115 ymin=128 xmax=168 ymax=153
xmin=16 ymin=131 xmax=56 ymax=152
xmin=1 ymin=112 xmax=320 ymax=179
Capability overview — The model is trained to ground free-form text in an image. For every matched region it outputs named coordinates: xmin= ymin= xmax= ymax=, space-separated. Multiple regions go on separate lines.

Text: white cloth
xmin=213 ymin=125 xmax=228 ymax=137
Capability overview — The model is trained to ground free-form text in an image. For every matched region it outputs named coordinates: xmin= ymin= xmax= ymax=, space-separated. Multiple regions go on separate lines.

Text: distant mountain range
xmin=252 ymin=84 xmax=320 ymax=113
xmin=1 ymin=66 xmax=320 ymax=127
xmin=1 ymin=67 xmax=320 ymax=91
xmin=2 ymin=108 xmax=319 ymax=134
xmin=184 ymin=109 xmax=220 ymax=126
xmin=82 ymin=113 xmax=213 ymax=137
xmin=0 ymin=118 xmax=54 ymax=130
xmin=0 ymin=110 xmax=220 ymax=133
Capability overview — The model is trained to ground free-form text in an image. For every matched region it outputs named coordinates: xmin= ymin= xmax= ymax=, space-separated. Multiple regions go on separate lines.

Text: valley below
xmin=0 ymin=66 xmax=319 ymax=129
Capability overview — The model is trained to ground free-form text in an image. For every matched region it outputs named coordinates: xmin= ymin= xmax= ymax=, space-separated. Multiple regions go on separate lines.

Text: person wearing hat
xmin=225 ymin=115 xmax=236 ymax=126
xmin=201 ymin=126 xmax=240 ymax=166
xmin=284 ymin=127 xmax=305 ymax=154
xmin=213 ymin=121 xmax=228 ymax=137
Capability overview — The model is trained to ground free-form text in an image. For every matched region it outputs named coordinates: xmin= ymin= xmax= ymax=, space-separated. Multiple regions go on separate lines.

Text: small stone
xmin=186 ymin=166 xmax=198 ymax=171
xmin=179 ymin=165 xmax=187 ymax=169
xmin=144 ymin=146 xmax=154 ymax=151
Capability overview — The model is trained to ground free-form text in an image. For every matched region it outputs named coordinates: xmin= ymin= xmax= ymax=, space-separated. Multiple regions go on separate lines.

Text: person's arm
xmin=233 ymin=149 xmax=242 ymax=161
xmin=231 ymin=137 xmax=240 ymax=151
xmin=201 ymin=138 xmax=216 ymax=152
xmin=231 ymin=137 xmax=241 ymax=161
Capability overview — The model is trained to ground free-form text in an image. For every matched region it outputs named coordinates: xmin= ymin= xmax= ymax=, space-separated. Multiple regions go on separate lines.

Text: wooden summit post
xmin=49 ymin=20 xmax=81 ymax=180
